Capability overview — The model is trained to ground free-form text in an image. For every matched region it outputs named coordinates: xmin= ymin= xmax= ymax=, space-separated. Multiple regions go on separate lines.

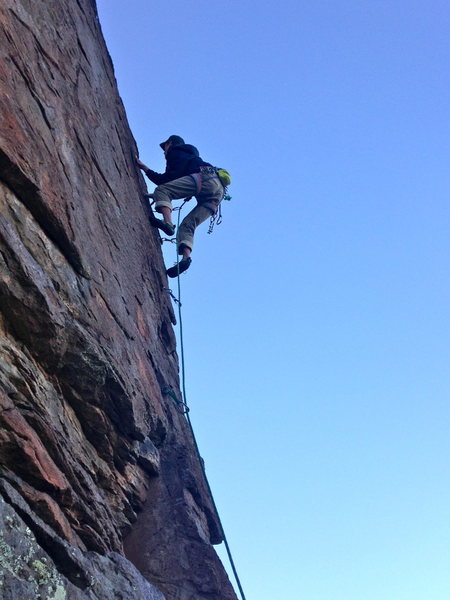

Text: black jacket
xmin=144 ymin=144 xmax=212 ymax=185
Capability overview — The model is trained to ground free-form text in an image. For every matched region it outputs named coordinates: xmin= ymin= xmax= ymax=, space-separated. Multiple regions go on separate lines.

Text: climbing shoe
xmin=149 ymin=215 xmax=175 ymax=236
xmin=166 ymin=257 xmax=192 ymax=278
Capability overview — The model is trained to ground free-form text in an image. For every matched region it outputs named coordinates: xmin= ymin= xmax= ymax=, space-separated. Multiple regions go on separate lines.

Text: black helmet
xmin=159 ymin=135 xmax=185 ymax=149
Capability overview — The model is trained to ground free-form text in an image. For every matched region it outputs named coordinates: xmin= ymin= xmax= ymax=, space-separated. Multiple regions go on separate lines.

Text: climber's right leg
xmin=151 ymin=176 xmax=197 ymax=236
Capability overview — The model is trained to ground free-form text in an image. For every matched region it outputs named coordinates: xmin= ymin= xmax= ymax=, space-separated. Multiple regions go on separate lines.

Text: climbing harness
xmin=189 ymin=172 xmax=202 ymax=194
xmin=151 ymin=167 xmax=232 ymax=239
xmin=163 ymin=202 xmax=247 ymax=600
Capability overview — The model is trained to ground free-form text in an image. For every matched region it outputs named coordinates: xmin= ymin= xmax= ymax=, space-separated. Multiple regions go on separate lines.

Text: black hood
xmin=168 ymin=143 xmax=199 ymax=158
xmin=143 ymin=142 xmax=209 ymax=185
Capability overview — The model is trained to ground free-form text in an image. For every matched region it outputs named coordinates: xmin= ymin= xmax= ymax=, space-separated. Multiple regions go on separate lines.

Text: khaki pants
xmin=153 ymin=172 xmax=223 ymax=252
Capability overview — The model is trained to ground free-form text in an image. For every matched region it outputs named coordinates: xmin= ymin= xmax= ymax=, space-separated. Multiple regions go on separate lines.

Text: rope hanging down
xmin=165 ymin=201 xmax=247 ymax=600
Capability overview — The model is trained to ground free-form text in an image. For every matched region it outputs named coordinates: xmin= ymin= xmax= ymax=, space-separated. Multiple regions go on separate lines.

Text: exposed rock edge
xmin=0 ymin=1 xmax=237 ymax=598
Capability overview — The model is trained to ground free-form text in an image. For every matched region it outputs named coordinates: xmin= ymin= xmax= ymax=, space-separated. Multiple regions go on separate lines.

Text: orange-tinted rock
xmin=0 ymin=1 xmax=237 ymax=598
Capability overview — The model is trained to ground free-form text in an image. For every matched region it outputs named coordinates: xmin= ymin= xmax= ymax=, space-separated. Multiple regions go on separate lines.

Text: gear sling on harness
xmin=188 ymin=166 xmax=232 ymax=234
xmin=190 ymin=166 xmax=232 ymax=195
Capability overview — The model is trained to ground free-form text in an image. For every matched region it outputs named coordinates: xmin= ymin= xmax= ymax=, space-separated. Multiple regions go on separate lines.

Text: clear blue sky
xmin=96 ymin=2 xmax=450 ymax=598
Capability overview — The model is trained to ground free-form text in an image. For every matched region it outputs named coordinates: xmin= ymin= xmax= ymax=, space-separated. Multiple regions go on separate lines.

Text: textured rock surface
xmin=0 ymin=483 xmax=165 ymax=599
xmin=0 ymin=0 xmax=237 ymax=598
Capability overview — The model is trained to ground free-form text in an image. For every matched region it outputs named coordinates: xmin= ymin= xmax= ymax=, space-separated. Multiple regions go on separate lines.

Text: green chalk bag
xmin=217 ymin=168 xmax=231 ymax=187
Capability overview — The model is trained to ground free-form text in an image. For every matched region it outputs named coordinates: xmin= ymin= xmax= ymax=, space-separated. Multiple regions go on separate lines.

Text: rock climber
xmin=136 ymin=135 xmax=225 ymax=278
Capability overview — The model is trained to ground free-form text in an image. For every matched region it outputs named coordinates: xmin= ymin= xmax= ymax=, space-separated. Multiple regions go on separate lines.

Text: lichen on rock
xmin=0 ymin=0 xmax=236 ymax=598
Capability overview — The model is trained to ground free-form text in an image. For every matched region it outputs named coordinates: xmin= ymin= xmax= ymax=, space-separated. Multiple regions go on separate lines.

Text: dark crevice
xmin=0 ymin=149 xmax=86 ymax=277
xmin=57 ymin=155 xmax=72 ymax=186
xmin=103 ymin=223 xmax=121 ymax=251
xmin=32 ymin=93 xmax=53 ymax=131
xmin=9 ymin=55 xmax=55 ymax=139
xmin=90 ymin=153 xmax=117 ymax=200
xmin=74 ymin=130 xmax=89 ymax=157
xmin=11 ymin=56 xmax=53 ymax=131
xmin=76 ymin=35 xmax=91 ymax=66
xmin=73 ymin=132 xmax=123 ymax=216
xmin=98 ymin=291 xmax=134 ymax=341
xmin=8 ymin=8 xmax=64 ymax=76
xmin=0 ymin=477 xmax=90 ymax=589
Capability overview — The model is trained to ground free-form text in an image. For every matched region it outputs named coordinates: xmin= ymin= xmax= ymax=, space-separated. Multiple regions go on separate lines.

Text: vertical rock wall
xmin=0 ymin=1 xmax=237 ymax=598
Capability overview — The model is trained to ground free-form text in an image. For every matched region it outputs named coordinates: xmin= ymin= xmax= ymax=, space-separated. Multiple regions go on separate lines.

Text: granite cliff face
xmin=0 ymin=1 xmax=237 ymax=598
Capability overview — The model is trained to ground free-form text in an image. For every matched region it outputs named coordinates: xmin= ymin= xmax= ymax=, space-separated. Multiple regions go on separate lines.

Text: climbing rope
xmin=165 ymin=201 xmax=247 ymax=600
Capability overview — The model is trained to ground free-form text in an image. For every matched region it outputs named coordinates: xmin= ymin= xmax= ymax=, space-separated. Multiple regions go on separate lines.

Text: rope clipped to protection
xmin=163 ymin=288 xmax=181 ymax=306
xmin=163 ymin=385 xmax=189 ymax=414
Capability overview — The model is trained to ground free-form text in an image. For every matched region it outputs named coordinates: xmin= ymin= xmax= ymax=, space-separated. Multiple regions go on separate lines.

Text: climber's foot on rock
xmin=149 ymin=215 xmax=175 ymax=236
